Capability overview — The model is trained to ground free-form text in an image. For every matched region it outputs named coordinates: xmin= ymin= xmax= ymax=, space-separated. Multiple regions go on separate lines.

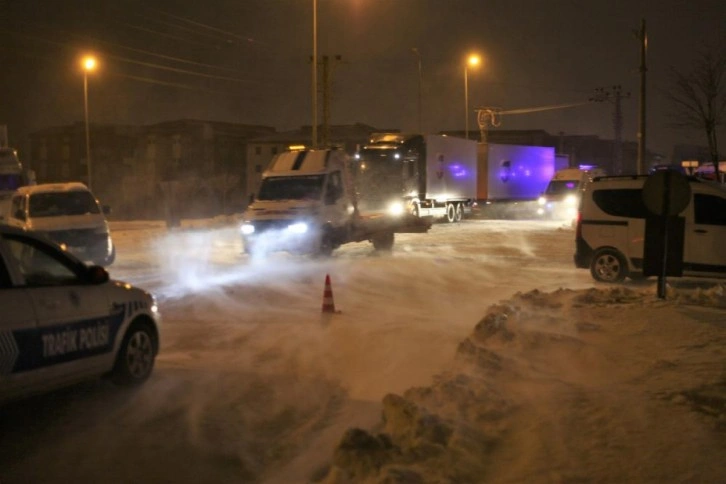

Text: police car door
xmin=0 ymin=237 xmax=38 ymax=400
xmin=3 ymin=233 xmax=112 ymax=389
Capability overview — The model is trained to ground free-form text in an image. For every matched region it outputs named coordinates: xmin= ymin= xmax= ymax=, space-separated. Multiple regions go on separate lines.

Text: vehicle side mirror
xmin=86 ymin=265 xmax=109 ymax=284
xmin=102 ymin=205 xmax=111 ymax=215
xmin=14 ymin=209 xmax=26 ymax=221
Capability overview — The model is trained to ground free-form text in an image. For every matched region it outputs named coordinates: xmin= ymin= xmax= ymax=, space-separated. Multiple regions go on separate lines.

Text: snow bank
xmin=321 ymin=286 xmax=726 ymax=483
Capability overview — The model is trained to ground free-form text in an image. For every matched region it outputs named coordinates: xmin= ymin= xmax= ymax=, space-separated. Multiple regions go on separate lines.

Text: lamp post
xmin=464 ymin=54 xmax=480 ymax=140
xmin=82 ymin=56 xmax=96 ymax=189
xmin=311 ymin=0 xmax=318 ymax=149
xmin=412 ymin=48 xmax=422 ymax=133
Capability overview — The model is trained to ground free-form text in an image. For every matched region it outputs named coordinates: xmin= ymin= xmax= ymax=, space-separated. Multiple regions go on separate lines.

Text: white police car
xmin=0 ymin=225 xmax=160 ymax=404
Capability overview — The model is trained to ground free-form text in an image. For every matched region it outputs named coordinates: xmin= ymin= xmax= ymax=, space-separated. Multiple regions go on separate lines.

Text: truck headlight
xmin=388 ymin=201 xmax=404 ymax=216
xmin=537 ymin=196 xmax=546 ymax=206
xmin=287 ymin=222 xmax=308 ymax=234
xmin=564 ymin=194 xmax=578 ymax=206
xmin=241 ymin=223 xmax=255 ymax=235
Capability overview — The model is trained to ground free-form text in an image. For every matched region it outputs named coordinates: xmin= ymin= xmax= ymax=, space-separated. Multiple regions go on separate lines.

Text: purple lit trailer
xmin=477 ymin=144 xmax=556 ymax=202
xmin=423 ymin=134 xmax=477 ymax=202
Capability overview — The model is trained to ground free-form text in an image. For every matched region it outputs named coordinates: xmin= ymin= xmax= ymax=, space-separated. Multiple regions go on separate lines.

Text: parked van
xmin=537 ymin=167 xmax=607 ymax=222
xmin=4 ymin=182 xmax=116 ymax=266
xmin=574 ymin=175 xmax=726 ymax=282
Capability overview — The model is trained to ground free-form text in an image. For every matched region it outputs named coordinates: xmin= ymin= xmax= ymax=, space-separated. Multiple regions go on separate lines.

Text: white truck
xmin=355 ymin=133 xmax=477 ymax=223
xmin=0 ymin=147 xmax=35 ymax=223
xmin=240 ymin=148 xmax=431 ymax=257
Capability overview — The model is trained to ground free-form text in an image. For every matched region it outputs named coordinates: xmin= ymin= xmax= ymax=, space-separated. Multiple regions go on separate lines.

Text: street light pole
xmin=311 ymin=0 xmax=318 ymax=149
xmin=412 ymin=48 xmax=422 ymax=134
xmin=464 ymin=54 xmax=480 ymax=140
xmin=464 ymin=65 xmax=469 ymax=140
xmin=82 ymin=56 xmax=96 ymax=189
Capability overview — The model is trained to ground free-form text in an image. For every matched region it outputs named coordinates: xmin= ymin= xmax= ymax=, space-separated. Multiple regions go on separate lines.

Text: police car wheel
xmin=111 ymin=322 xmax=156 ymax=386
xmin=590 ymin=248 xmax=627 ymax=283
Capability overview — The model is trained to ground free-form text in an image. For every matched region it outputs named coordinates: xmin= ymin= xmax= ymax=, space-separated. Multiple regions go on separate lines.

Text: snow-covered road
xmin=3 ymin=218 xmax=724 ymax=483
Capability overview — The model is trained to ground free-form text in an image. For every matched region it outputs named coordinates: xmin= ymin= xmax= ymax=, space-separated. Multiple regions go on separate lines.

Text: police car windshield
xmin=257 ymin=175 xmax=325 ymax=201
xmin=28 ymin=191 xmax=101 ymax=217
xmin=545 ymin=180 xmax=579 ymax=195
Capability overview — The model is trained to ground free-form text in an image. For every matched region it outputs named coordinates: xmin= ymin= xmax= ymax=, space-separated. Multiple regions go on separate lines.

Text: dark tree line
xmin=667 ymin=41 xmax=726 ymax=181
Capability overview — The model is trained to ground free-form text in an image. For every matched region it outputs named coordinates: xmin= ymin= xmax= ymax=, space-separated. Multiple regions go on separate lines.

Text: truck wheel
xmin=590 ymin=248 xmax=627 ymax=283
xmin=454 ymin=203 xmax=463 ymax=222
xmin=445 ymin=203 xmax=456 ymax=223
xmin=317 ymin=232 xmax=334 ymax=257
xmin=372 ymin=231 xmax=394 ymax=251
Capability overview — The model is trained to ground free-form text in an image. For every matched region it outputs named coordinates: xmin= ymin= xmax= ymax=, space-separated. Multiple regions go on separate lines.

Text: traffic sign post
xmin=641 ymin=170 xmax=691 ymax=299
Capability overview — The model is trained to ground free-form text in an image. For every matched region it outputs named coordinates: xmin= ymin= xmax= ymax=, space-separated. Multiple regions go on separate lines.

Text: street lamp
xmin=464 ymin=54 xmax=480 ymax=140
xmin=81 ymin=55 xmax=96 ymax=189
xmin=311 ymin=0 xmax=318 ymax=149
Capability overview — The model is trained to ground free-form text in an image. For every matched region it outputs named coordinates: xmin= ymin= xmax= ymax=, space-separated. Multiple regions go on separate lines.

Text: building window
xmin=255 ymin=164 xmax=262 ymax=173
xmin=271 ymin=146 xmax=278 ymax=155
xmin=255 ymin=146 xmax=262 ymax=155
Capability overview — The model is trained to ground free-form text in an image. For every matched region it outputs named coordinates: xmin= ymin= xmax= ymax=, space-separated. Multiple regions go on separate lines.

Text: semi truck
xmin=240 ymin=148 xmax=431 ymax=257
xmin=355 ymin=133 xmax=477 ymax=223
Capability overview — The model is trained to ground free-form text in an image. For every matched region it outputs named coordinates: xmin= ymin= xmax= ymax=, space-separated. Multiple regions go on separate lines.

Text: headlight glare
xmin=287 ymin=222 xmax=308 ymax=234
xmin=388 ymin=201 xmax=404 ymax=216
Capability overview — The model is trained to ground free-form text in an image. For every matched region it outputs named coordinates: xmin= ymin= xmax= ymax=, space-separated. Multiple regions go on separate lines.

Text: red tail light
xmin=575 ymin=211 xmax=583 ymax=239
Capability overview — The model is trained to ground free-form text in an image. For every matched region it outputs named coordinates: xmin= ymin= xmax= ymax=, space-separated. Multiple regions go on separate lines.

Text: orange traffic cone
xmin=322 ymin=274 xmax=337 ymax=313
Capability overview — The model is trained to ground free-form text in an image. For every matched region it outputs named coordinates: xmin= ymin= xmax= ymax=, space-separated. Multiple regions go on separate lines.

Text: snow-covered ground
xmin=1 ymin=218 xmax=725 ymax=483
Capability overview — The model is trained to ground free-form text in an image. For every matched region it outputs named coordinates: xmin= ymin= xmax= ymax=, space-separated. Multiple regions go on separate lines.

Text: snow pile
xmin=321 ymin=286 xmax=726 ymax=483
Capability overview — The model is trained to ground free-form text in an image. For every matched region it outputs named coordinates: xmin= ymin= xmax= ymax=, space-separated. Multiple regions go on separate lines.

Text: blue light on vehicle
xmin=287 ymin=222 xmax=308 ymax=234
xmin=448 ymin=163 xmax=469 ymax=178
xmin=241 ymin=223 xmax=255 ymax=235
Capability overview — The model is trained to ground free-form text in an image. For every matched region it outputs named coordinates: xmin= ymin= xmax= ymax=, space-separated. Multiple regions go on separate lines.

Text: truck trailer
xmin=474 ymin=143 xmax=566 ymax=218
xmin=355 ymin=133 xmax=477 ymax=223
xmin=240 ymin=148 xmax=431 ymax=257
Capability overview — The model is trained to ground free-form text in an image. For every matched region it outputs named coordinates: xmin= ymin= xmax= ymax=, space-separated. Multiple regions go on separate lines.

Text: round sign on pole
xmin=642 ymin=170 xmax=691 ymax=216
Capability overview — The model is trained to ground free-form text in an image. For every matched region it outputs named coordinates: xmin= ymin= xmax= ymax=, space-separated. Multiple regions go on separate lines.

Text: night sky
xmin=1 ymin=0 xmax=724 ymax=159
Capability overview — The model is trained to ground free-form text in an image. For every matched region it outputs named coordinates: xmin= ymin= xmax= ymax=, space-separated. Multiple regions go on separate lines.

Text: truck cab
xmin=240 ymin=149 xmax=357 ymax=256
xmin=240 ymin=148 xmax=430 ymax=257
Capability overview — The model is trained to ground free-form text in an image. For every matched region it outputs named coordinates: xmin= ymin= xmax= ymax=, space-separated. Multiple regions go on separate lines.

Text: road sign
xmin=642 ymin=170 xmax=691 ymax=216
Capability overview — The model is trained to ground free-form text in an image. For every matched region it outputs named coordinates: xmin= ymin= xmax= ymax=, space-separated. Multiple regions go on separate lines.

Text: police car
xmin=0 ymin=225 xmax=160 ymax=404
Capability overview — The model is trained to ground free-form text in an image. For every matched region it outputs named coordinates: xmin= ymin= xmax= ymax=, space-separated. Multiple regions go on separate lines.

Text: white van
xmin=538 ymin=167 xmax=607 ymax=222
xmin=5 ymin=182 xmax=116 ymax=266
xmin=574 ymin=175 xmax=726 ymax=282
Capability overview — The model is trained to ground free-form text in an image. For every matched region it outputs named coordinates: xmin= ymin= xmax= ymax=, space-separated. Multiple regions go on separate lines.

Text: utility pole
xmin=320 ymin=55 xmax=343 ymax=148
xmin=311 ymin=0 xmax=318 ymax=149
xmin=636 ymin=18 xmax=648 ymax=174
xmin=412 ymin=48 xmax=423 ymax=133
xmin=590 ymin=85 xmax=631 ymax=174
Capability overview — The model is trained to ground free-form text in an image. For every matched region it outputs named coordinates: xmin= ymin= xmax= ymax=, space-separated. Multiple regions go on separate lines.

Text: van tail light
xmin=575 ymin=211 xmax=583 ymax=239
